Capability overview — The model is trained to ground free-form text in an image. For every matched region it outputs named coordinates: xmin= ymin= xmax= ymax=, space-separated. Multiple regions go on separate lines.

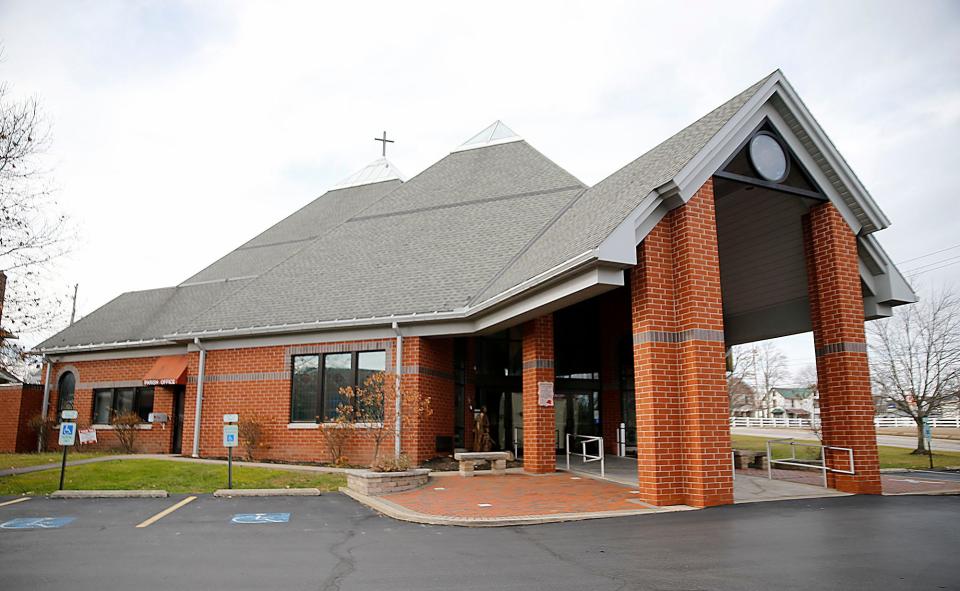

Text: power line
xmin=897 ymin=242 xmax=960 ymax=265
xmin=907 ymin=258 xmax=960 ymax=277
xmin=905 ymin=253 xmax=960 ymax=273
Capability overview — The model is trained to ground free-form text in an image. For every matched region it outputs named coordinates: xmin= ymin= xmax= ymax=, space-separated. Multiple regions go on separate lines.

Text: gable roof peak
xmin=330 ymin=157 xmax=406 ymax=190
xmin=452 ymin=120 xmax=522 ymax=153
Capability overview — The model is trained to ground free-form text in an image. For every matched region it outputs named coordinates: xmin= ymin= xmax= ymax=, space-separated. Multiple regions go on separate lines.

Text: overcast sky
xmin=1 ymin=0 xmax=958 ymax=379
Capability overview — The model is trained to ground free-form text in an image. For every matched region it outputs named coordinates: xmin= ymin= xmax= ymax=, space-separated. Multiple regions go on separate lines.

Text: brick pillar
xmin=803 ymin=203 xmax=881 ymax=494
xmin=400 ymin=337 xmax=454 ymax=465
xmin=631 ymin=179 xmax=733 ymax=508
xmin=522 ymin=315 xmax=556 ymax=473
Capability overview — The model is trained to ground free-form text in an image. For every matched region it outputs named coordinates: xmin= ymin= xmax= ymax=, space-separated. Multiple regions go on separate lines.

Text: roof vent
xmin=330 ymin=157 xmax=406 ymax=190
xmin=452 ymin=120 xmax=522 ymax=153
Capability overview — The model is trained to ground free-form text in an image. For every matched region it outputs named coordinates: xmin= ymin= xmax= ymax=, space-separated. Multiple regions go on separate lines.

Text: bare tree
xmin=868 ymin=287 xmax=960 ymax=454
xmin=727 ymin=347 xmax=758 ymax=414
xmin=733 ymin=342 xmax=789 ymax=416
xmin=0 ymin=57 xmax=71 ymax=377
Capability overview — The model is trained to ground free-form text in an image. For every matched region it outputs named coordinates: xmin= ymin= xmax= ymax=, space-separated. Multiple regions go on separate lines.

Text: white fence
xmin=730 ymin=416 xmax=960 ymax=429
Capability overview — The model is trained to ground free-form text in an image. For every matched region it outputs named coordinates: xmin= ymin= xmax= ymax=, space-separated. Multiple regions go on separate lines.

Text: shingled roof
xmin=37 ymin=70 xmax=914 ymax=352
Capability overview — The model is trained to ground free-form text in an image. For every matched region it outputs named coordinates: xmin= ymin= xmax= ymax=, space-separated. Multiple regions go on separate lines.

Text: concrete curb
xmin=213 ymin=488 xmax=322 ymax=497
xmin=50 ymin=489 xmax=168 ymax=499
xmin=339 ymin=487 xmax=696 ymax=527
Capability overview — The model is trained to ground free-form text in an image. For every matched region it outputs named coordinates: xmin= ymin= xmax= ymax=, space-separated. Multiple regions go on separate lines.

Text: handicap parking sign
xmin=58 ymin=423 xmax=77 ymax=446
xmin=231 ymin=513 xmax=290 ymax=524
xmin=1 ymin=517 xmax=76 ymax=530
xmin=223 ymin=424 xmax=239 ymax=448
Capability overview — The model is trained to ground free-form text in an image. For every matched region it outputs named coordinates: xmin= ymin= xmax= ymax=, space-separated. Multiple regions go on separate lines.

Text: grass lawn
xmin=0 ymin=459 xmax=346 ymax=495
xmin=731 ymin=434 xmax=960 ymax=470
xmin=0 ymin=451 xmax=112 ymax=471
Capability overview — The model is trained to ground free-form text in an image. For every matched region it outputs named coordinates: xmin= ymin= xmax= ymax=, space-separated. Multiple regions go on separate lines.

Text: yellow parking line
xmin=136 ymin=496 xmax=197 ymax=528
xmin=0 ymin=497 xmax=30 ymax=508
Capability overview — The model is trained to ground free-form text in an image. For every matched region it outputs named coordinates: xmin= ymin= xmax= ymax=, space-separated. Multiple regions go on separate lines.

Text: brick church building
xmin=31 ymin=71 xmax=915 ymax=507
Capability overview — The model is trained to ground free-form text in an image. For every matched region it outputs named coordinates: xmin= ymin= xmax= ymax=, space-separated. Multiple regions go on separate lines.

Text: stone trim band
xmin=815 ymin=342 xmax=868 ymax=357
xmin=522 ymin=359 xmax=555 ymax=370
xmin=401 ymin=365 xmax=454 ymax=380
xmin=633 ymin=328 xmax=725 ymax=345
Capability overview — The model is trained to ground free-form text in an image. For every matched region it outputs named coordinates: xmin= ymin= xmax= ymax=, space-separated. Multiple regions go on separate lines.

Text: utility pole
xmin=69 ymin=284 xmax=78 ymax=325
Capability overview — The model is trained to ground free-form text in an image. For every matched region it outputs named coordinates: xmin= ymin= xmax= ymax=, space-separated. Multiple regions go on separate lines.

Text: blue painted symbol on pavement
xmin=231 ymin=513 xmax=290 ymax=524
xmin=1 ymin=517 xmax=75 ymax=530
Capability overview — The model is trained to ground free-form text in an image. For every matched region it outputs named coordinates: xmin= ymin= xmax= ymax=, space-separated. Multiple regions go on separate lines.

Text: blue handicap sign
xmin=1 ymin=517 xmax=75 ymax=530
xmin=61 ymin=424 xmax=75 ymax=435
xmin=231 ymin=513 xmax=290 ymax=524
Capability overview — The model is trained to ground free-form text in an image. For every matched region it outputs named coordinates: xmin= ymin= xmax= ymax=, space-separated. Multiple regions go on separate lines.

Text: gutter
xmin=191 ymin=337 xmax=207 ymax=458
xmin=392 ymin=322 xmax=403 ymax=458
xmin=39 ymin=358 xmax=52 ymax=452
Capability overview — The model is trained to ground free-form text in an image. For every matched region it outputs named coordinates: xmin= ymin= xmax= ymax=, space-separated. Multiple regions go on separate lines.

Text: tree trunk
xmin=913 ymin=418 xmax=927 ymax=455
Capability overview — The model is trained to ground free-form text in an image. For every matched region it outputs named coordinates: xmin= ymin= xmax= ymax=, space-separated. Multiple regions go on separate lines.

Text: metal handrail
xmin=765 ymin=437 xmax=854 ymax=488
xmin=565 ymin=433 xmax=604 ymax=478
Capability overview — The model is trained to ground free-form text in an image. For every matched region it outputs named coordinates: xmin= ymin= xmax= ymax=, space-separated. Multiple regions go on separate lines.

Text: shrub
xmin=238 ymin=414 xmax=269 ymax=461
xmin=110 ymin=412 xmax=142 ymax=453
xmin=27 ymin=414 xmax=56 ymax=452
xmin=370 ymin=453 xmax=411 ymax=473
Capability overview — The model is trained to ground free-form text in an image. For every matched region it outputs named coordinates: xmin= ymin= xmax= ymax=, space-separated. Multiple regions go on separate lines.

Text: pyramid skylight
xmin=452 ymin=120 xmax=522 ymax=152
xmin=331 ymin=157 xmax=406 ymax=190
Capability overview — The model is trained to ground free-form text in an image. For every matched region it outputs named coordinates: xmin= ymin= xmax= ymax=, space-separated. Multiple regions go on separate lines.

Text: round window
xmin=748 ymin=133 xmax=788 ymax=182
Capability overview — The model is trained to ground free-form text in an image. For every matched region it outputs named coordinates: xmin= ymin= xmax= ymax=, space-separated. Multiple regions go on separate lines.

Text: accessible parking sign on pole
xmin=223 ymin=414 xmax=239 ymax=489
xmin=58 ymin=410 xmax=78 ymax=491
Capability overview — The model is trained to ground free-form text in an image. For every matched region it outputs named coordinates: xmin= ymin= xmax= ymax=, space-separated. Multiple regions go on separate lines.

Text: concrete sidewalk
xmin=732 ymin=426 xmax=960 ymax=452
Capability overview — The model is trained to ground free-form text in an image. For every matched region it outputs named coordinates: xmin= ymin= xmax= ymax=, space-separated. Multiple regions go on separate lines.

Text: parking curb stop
xmin=213 ymin=488 xmax=322 ymax=497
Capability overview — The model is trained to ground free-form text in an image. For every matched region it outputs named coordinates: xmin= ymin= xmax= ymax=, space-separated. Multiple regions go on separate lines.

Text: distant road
xmin=731 ymin=427 xmax=960 ymax=453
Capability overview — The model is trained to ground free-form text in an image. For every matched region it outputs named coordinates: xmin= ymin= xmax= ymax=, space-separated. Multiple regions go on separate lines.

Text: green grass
xmin=0 ymin=459 xmax=346 ymax=495
xmin=732 ymin=435 xmax=960 ymax=470
xmin=0 ymin=451 xmax=111 ymax=470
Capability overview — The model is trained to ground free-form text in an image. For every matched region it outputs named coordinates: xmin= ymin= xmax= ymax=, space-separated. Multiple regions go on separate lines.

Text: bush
xmin=111 ymin=412 xmax=142 ymax=453
xmin=238 ymin=414 xmax=269 ymax=461
xmin=27 ymin=414 xmax=56 ymax=452
xmin=370 ymin=454 xmax=411 ymax=473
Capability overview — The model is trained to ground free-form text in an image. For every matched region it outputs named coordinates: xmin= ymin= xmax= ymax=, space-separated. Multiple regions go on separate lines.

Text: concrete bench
xmin=732 ymin=449 xmax=768 ymax=470
xmin=454 ymin=451 xmax=512 ymax=476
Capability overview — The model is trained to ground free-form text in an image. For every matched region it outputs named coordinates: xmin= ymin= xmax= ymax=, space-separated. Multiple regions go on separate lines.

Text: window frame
xmin=56 ymin=371 xmax=77 ymax=413
xmin=289 ymin=350 xmax=386 ymax=423
xmin=91 ymin=386 xmax=155 ymax=425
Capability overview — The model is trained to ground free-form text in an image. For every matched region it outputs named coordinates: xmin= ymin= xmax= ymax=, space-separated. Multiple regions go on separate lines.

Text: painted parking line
xmin=0 ymin=497 xmax=30 ymax=508
xmin=136 ymin=496 xmax=198 ymax=528
xmin=1 ymin=517 xmax=75 ymax=529
xmin=231 ymin=513 xmax=290 ymax=524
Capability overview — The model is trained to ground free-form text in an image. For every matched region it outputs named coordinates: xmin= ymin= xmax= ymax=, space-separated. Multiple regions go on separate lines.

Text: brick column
xmin=400 ymin=337 xmax=455 ymax=465
xmin=522 ymin=315 xmax=556 ymax=473
xmin=803 ymin=203 xmax=881 ymax=494
xmin=631 ymin=179 xmax=733 ymax=507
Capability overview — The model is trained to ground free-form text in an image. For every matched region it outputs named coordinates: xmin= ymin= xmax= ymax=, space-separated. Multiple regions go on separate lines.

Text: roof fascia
xmin=46 ymin=344 xmax=190 ymax=363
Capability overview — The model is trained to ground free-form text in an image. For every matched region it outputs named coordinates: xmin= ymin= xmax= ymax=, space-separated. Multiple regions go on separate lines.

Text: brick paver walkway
xmin=383 ymin=473 xmax=658 ymax=518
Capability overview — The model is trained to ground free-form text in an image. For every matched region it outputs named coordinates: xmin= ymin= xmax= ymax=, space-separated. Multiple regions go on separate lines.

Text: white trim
xmin=288 ymin=422 xmax=384 ymax=429
xmin=91 ymin=423 xmax=154 ymax=431
xmin=287 ymin=423 xmax=319 ymax=430
xmin=450 ymin=136 xmax=523 ymax=153
xmin=48 ymin=345 xmax=189 ymax=363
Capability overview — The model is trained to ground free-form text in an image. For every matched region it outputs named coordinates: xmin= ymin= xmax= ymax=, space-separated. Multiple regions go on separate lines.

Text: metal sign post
xmin=58 ymin=410 xmax=78 ymax=491
xmin=223 ymin=414 xmax=239 ymax=489
xmin=923 ymin=417 xmax=934 ymax=470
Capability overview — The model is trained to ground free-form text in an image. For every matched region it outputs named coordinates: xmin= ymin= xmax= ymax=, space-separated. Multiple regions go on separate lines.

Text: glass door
xmin=555 ymin=390 xmax=600 ymax=452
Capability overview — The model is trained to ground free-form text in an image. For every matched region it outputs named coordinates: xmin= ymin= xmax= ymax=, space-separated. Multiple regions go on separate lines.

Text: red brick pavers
xmin=383 ymin=473 xmax=656 ymax=518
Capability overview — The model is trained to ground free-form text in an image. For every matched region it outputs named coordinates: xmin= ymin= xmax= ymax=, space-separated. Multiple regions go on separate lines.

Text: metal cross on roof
xmin=374 ymin=131 xmax=394 ymax=157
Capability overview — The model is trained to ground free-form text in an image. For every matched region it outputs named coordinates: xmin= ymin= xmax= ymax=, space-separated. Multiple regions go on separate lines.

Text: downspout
xmin=38 ymin=357 xmax=52 ymax=452
xmin=191 ymin=337 xmax=207 ymax=458
xmin=392 ymin=321 xmax=403 ymax=457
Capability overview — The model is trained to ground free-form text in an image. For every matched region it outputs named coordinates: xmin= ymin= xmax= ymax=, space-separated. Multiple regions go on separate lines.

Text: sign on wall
xmin=537 ymin=382 xmax=554 ymax=407
xmin=78 ymin=428 xmax=97 ymax=445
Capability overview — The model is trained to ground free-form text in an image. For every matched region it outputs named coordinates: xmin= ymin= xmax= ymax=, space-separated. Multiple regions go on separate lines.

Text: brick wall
xmin=522 ymin=315 xmax=556 ymax=473
xmin=0 ymin=383 xmax=43 ymax=453
xmin=631 ymin=178 xmax=733 ymax=508
xmin=803 ymin=202 xmax=882 ymax=494
xmin=400 ymin=336 xmax=455 ymax=464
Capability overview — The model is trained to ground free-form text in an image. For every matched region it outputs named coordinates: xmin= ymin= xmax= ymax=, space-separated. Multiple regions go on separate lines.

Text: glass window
xmin=115 ymin=388 xmax=136 ymax=415
xmin=357 ymin=351 xmax=386 ymax=386
xmin=57 ymin=372 xmax=76 ymax=412
xmin=291 ymin=355 xmax=320 ymax=422
xmin=136 ymin=388 xmax=155 ymax=422
xmin=93 ymin=389 xmax=113 ymax=424
xmin=322 ymin=353 xmax=353 ymax=420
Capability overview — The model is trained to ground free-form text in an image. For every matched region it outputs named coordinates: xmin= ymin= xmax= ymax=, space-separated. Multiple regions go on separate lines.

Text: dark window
xmin=289 ymin=350 xmax=386 ymax=422
xmin=57 ymin=372 xmax=76 ymax=412
xmin=92 ymin=387 xmax=155 ymax=424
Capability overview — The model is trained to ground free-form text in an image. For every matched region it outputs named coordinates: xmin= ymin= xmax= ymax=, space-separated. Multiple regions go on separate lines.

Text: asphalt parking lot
xmin=1 ymin=493 xmax=958 ymax=591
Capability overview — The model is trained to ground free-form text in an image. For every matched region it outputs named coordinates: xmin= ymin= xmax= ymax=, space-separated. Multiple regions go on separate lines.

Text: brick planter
xmin=346 ymin=468 xmax=430 ymax=496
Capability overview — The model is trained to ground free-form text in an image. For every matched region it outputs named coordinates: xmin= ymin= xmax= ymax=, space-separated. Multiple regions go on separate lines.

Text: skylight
xmin=452 ymin=120 xmax=522 ymax=152
xmin=330 ymin=157 xmax=406 ymax=190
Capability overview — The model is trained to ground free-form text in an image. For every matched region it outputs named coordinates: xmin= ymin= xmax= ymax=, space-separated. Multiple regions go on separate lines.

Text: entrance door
xmin=555 ymin=390 xmax=600 ymax=452
xmin=475 ymin=388 xmax=522 ymax=452
xmin=171 ymin=387 xmax=185 ymax=455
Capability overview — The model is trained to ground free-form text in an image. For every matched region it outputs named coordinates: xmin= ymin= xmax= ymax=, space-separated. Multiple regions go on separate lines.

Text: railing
xmin=512 ymin=427 xmax=561 ymax=459
xmin=565 ymin=433 xmax=604 ymax=478
xmin=765 ymin=437 xmax=854 ymax=488
xmin=731 ymin=416 xmax=960 ymax=429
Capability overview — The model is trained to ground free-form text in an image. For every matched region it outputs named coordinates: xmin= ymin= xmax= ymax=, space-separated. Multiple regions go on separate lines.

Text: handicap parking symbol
xmin=1 ymin=517 xmax=75 ymax=530
xmin=231 ymin=513 xmax=290 ymax=524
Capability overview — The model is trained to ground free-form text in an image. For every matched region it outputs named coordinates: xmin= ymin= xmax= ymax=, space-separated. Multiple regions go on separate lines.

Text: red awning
xmin=143 ymin=355 xmax=189 ymax=386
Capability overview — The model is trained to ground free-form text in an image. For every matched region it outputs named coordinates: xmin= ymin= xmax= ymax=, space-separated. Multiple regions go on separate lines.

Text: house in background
xmin=20 ymin=70 xmax=916 ymax=506
xmin=768 ymin=387 xmax=818 ymax=421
